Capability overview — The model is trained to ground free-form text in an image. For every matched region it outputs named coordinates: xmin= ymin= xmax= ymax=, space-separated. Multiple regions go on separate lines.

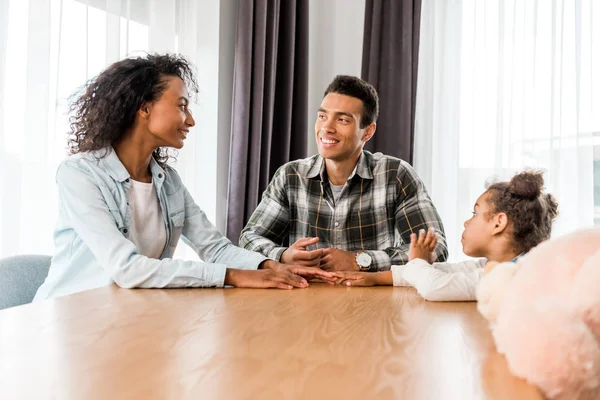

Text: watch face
xmin=356 ymin=252 xmax=371 ymax=267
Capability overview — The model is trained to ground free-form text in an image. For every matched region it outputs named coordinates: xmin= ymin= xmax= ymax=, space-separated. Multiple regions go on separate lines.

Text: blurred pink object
xmin=477 ymin=228 xmax=600 ymax=399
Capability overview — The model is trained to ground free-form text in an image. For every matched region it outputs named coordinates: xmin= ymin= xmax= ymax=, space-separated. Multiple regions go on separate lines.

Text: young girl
xmin=334 ymin=171 xmax=559 ymax=301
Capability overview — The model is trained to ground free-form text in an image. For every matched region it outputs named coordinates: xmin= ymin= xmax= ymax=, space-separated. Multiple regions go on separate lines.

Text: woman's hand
xmin=225 ymin=268 xmax=308 ymax=289
xmin=224 ymin=260 xmax=337 ymax=289
xmin=260 ymin=259 xmax=337 ymax=284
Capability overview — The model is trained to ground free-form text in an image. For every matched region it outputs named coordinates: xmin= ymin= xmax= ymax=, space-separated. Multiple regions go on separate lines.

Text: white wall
xmin=307 ymin=0 xmax=365 ymax=155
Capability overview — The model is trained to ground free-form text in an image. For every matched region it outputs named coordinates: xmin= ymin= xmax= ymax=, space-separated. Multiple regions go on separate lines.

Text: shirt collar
xmin=148 ymin=156 xmax=166 ymax=181
xmin=305 ymin=156 xmax=325 ymax=179
xmin=99 ymin=147 xmax=166 ymax=183
xmin=305 ymin=151 xmax=374 ymax=182
xmin=354 ymin=151 xmax=373 ymax=180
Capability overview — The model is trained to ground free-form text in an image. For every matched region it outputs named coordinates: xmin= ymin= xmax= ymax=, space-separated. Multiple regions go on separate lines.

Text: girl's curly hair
xmin=485 ymin=170 xmax=559 ymax=254
xmin=67 ymin=53 xmax=198 ymax=165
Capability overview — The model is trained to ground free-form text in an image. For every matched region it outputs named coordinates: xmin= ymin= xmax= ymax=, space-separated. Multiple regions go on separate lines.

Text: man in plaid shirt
xmin=240 ymin=75 xmax=448 ymax=272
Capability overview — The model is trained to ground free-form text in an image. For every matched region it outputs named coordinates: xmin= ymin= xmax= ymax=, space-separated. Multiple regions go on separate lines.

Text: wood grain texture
xmin=0 ymin=284 xmax=542 ymax=400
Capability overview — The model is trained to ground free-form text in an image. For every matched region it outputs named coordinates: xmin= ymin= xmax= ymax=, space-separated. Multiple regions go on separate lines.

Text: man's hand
xmin=280 ymin=237 xmax=323 ymax=267
xmin=408 ymin=228 xmax=437 ymax=263
xmin=260 ymin=260 xmax=337 ymax=284
xmin=319 ymin=248 xmax=358 ymax=272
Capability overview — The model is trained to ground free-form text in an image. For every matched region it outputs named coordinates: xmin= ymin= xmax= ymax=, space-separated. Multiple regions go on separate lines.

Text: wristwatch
xmin=355 ymin=252 xmax=372 ymax=271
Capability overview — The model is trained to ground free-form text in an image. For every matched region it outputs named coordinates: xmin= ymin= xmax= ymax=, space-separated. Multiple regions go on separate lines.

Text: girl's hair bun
xmin=508 ymin=171 xmax=544 ymax=199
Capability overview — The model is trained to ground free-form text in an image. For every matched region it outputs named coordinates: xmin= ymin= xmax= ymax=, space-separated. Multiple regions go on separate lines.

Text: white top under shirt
xmin=391 ymin=258 xmax=487 ymax=301
xmin=128 ymin=179 xmax=167 ymax=258
xmin=329 ymin=182 xmax=344 ymax=205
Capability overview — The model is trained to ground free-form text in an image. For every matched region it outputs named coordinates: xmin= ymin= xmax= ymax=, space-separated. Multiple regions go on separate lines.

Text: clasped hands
xmin=280 ymin=229 xmax=438 ymax=287
xmin=279 ymin=237 xmax=364 ymax=286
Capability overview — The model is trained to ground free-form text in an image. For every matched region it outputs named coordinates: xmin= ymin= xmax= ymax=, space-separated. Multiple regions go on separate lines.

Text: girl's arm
xmin=392 ymin=258 xmax=487 ymax=301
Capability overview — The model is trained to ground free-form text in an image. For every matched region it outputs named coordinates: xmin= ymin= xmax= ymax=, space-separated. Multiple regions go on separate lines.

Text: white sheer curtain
xmin=415 ymin=0 xmax=600 ymax=261
xmin=0 ymin=0 xmax=226 ymax=258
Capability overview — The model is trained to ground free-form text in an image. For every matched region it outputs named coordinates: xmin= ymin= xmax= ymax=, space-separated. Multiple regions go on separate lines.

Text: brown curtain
xmin=362 ymin=0 xmax=422 ymax=164
xmin=226 ymin=0 xmax=309 ymax=244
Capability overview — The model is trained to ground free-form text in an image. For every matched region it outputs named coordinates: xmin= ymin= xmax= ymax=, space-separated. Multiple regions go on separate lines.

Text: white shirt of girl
xmin=391 ymin=258 xmax=487 ymax=301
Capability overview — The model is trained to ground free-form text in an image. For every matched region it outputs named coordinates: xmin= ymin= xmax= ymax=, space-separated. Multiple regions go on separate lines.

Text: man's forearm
xmin=239 ymin=230 xmax=276 ymax=252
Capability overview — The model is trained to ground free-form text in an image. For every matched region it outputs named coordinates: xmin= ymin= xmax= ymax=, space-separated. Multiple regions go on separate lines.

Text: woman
xmin=34 ymin=54 xmax=334 ymax=301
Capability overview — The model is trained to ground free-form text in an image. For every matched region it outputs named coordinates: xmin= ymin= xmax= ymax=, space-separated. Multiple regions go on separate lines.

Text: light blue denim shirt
xmin=34 ymin=148 xmax=267 ymax=301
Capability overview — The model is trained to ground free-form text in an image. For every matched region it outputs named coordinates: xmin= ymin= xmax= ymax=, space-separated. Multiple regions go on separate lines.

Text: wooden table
xmin=0 ymin=284 xmax=542 ymax=399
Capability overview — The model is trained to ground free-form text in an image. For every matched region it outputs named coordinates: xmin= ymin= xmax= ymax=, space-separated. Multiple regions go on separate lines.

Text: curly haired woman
xmin=34 ymin=54 xmax=334 ymax=301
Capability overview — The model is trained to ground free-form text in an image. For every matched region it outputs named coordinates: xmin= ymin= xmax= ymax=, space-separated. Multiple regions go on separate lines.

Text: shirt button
xmin=123 ymin=228 xmax=128 ymax=234
xmin=334 ymin=221 xmax=339 ymax=227
xmin=158 ymin=173 xmax=163 ymax=179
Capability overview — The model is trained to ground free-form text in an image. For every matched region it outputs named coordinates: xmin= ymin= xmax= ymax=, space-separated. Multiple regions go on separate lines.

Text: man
xmin=240 ymin=75 xmax=448 ymax=272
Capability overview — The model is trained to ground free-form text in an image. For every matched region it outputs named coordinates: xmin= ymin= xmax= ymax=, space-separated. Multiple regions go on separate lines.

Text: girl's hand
xmin=409 ymin=228 xmax=438 ymax=263
xmin=331 ymin=271 xmax=392 ymax=287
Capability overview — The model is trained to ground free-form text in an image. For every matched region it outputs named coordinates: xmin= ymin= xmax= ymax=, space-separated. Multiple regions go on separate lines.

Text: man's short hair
xmin=323 ymin=75 xmax=379 ymax=128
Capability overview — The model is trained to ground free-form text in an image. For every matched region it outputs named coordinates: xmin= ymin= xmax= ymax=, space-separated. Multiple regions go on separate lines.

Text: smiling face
xmin=144 ymin=76 xmax=195 ymax=149
xmin=314 ymin=93 xmax=375 ymax=162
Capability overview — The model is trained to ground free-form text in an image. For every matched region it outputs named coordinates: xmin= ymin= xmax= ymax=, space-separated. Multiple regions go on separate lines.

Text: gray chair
xmin=0 ymin=255 xmax=51 ymax=309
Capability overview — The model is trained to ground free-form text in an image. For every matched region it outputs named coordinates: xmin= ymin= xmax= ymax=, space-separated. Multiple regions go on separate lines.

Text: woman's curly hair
xmin=485 ymin=170 xmax=559 ymax=254
xmin=67 ymin=53 xmax=198 ymax=165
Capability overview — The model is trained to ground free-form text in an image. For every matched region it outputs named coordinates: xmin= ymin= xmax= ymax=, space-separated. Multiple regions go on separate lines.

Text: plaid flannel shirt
xmin=239 ymin=151 xmax=448 ymax=271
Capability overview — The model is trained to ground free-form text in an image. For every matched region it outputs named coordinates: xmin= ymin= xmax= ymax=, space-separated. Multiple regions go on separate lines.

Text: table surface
xmin=0 ymin=283 xmax=542 ymax=400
